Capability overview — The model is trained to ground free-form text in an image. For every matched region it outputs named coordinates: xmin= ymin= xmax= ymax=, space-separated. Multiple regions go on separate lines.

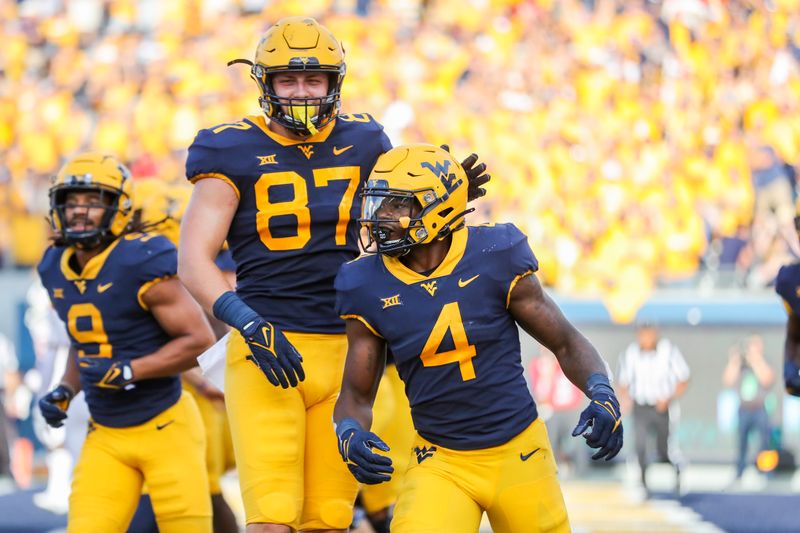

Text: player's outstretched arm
xmin=508 ymin=274 xmax=622 ymax=460
xmin=508 ymin=274 xmax=606 ymax=388
xmin=784 ymin=312 xmax=800 ymax=396
xmin=333 ymin=319 xmax=394 ymax=484
xmin=178 ymin=179 xmax=238 ymax=314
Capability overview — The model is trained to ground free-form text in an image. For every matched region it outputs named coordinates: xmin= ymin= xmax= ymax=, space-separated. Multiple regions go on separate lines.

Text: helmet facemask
xmin=50 ymin=184 xmax=127 ymax=250
xmin=359 ymin=180 xmax=472 ymax=257
xmin=254 ymin=62 xmax=344 ymax=137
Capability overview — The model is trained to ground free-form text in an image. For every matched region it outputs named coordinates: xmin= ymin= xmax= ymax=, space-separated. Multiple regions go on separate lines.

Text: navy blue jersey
xmin=37 ymin=234 xmax=181 ymax=427
xmin=186 ymin=114 xmax=392 ymax=334
xmin=215 ymin=248 xmax=236 ymax=273
xmin=776 ymin=263 xmax=800 ymax=315
xmin=335 ymin=224 xmax=539 ymax=450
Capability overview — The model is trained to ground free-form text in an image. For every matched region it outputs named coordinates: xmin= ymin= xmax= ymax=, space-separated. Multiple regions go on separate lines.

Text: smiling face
xmin=64 ymin=190 xmax=111 ymax=234
xmin=270 ymin=71 xmax=330 ymax=121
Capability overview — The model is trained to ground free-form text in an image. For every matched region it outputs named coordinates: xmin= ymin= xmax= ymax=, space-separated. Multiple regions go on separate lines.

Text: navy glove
xmin=241 ymin=319 xmax=305 ymax=389
xmin=336 ymin=417 xmax=394 ymax=484
xmin=78 ymin=358 xmax=135 ymax=391
xmin=39 ymin=384 xmax=75 ymax=428
xmin=572 ymin=374 xmax=624 ymax=461
xmin=785 ymin=359 xmax=800 ymax=397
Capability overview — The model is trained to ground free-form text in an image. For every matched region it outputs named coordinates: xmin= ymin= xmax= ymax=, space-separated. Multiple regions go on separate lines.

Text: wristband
xmin=586 ymin=373 xmax=614 ymax=396
xmin=212 ymin=291 xmax=260 ymax=332
xmin=335 ymin=417 xmax=363 ymax=437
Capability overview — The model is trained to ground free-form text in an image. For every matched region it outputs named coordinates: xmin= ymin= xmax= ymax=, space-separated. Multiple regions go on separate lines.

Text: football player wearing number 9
xmin=37 ymin=152 xmax=216 ymax=533
xmin=179 ymin=16 xmax=489 ymax=533
xmin=333 ymin=144 xmax=623 ymax=532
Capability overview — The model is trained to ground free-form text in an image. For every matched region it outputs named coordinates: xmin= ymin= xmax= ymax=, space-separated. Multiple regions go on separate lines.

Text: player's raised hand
xmin=572 ymin=375 xmax=623 ymax=461
xmin=241 ymin=318 xmax=305 ymax=388
xmin=79 ymin=358 xmax=136 ymax=391
xmin=785 ymin=359 xmax=800 ymax=397
xmin=39 ymin=384 xmax=75 ymax=428
xmin=440 ymin=144 xmax=490 ymax=201
xmin=336 ymin=417 xmax=394 ymax=485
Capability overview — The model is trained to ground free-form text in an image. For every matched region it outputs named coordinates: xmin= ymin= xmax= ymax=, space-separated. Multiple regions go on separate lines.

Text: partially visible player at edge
xmin=333 ymin=144 xmax=623 ymax=532
xmin=37 ymin=152 xmax=215 ymax=532
xmin=178 ymin=16 xmax=489 ymax=533
xmin=775 ymin=201 xmax=800 ymax=397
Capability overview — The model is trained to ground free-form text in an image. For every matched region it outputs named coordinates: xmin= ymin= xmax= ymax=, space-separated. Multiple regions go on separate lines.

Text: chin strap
xmin=227 ymin=58 xmax=254 ymax=67
xmin=436 ymin=207 xmax=475 ymax=240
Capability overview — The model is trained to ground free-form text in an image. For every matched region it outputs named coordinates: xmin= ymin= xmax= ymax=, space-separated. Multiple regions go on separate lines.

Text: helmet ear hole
xmin=438 ymin=207 xmax=453 ymax=218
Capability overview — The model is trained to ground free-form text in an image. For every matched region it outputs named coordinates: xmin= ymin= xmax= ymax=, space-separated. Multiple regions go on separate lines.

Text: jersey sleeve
xmin=36 ymin=247 xmax=59 ymax=294
xmin=185 ymin=128 xmax=241 ymax=199
xmin=214 ymin=248 xmax=236 ymax=273
xmin=776 ymin=264 xmax=800 ymax=315
xmin=486 ymin=224 xmax=539 ymax=304
xmin=128 ymin=235 xmax=179 ymax=310
xmin=334 ymin=259 xmax=383 ymax=338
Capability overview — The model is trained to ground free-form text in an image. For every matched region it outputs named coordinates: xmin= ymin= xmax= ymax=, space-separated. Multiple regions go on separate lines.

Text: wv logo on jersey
xmin=421 ymin=160 xmax=461 ymax=193
xmin=381 ymin=294 xmax=402 ymax=309
xmin=73 ymin=280 xmax=87 ymax=294
xmin=414 ymin=446 xmax=437 ymax=464
xmin=420 ymin=281 xmax=438 ymax=297
xmin=297 ymin=145 xmax=314 ymax=160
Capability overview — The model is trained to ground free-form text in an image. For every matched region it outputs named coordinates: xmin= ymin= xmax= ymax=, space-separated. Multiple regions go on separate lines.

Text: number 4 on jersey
xmin=420 ymin=302 xmax=477 ymax=381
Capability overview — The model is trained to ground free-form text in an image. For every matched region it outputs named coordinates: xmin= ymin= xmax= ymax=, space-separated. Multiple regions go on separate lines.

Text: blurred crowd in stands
xmin=0 ymin=0 xmax=798 ymax=308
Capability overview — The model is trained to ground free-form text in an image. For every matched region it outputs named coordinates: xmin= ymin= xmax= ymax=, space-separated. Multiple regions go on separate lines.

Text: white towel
xmin=197 ymin=332 xmax=229 ymax=391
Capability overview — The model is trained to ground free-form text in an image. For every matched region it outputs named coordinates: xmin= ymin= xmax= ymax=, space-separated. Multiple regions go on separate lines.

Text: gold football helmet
xmin=132 ymin=180 xmax=191 ymax=247
xmin=49 ymin=152 xmax=133 ymax=249
xmin=360 ymin=144 xmax=473 ymax=256
xmin=229 ymin=16 xmax=346 ymax=136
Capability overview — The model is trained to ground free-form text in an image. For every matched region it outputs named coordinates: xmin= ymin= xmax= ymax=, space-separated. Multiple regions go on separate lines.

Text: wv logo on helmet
xmin=421 ymin=160 xmax=461 ymax=193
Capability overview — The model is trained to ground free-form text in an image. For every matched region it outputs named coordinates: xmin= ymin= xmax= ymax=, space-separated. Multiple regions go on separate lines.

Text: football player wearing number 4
xmin=37 ymin=153 xmax=215 ymax=532
xmin=333 ymin=144 xmax=623 ymax=532
xmin=179 ymin=16 xmax=488 ymax=533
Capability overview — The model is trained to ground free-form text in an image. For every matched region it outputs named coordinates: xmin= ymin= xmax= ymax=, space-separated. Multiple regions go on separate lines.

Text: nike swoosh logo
xmin=520 ymin=448 xmax=541 ymax=461
xmin=97 ymin=282 xmax=113 ymax=293
xmin=333 ymin=145 xmax=353 ymax=155
xmin=458 ymin=275 xmax=480 ymax=288
xmin=156 ymin=420 xmax=175 ymax=431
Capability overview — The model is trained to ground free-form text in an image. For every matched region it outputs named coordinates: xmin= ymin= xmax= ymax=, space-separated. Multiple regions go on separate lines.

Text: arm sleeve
xmin=489 ymin=224 xmax=539 ymax=305
xmin=334 ymin=263 xmax=382 ymax=338
xmin=185 ymin=129 xmax=240 ymax=198
xmin=776 ymin=265 xmax=800 ymax=315
xmin=135 ymin=236 xmax=179 ymax=310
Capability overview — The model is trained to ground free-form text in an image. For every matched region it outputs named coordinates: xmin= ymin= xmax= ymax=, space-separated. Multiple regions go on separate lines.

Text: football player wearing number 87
xmin=179 ymin=16 xmax=490 ymax=533
xmin=333 ymin=144 xmax=623 ymax=532
xmin=37 ymin=152 xmax=216 ymax=532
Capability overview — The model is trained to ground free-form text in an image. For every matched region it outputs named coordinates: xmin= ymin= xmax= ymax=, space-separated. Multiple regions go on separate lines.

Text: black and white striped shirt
xmin=617 ymin=338 xmax=690 ymax=406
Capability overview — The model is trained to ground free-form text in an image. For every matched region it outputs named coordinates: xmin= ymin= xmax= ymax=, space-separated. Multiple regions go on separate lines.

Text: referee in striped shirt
xmin=617 ymin=321 xmax=690 ymax=497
